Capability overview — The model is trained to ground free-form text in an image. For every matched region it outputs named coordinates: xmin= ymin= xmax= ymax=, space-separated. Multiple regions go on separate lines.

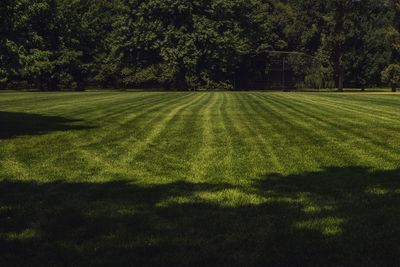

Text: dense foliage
xmin=1 ymin=0 xmax=399 ymax=90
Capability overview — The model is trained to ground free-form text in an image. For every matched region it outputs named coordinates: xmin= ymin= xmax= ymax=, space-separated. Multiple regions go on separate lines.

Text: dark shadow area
xmin=1 ymin=167 xmax=400 ymax=266
xmin=0 ymin=112 xmax=94 ymax=139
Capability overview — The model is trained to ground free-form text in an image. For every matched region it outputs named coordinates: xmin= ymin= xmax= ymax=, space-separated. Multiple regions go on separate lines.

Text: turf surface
xmin=1 ymin=91 xmax=400 ymax=266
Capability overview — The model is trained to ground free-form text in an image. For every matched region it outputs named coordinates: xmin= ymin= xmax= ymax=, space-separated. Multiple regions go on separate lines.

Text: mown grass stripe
xmin=231 ymin=93 xmax=284 ymax=175
xmin=262 ymin=93 xmax=400 ymax=167
xmin=127 ymin=92 xmax=214 ymax=183
xmin=2 ymin=91 xmax=400 ymax=266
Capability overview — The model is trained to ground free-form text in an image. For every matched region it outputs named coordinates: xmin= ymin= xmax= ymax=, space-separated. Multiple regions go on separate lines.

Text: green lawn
xmin=1 ymin=91 xmax=400 ymax=266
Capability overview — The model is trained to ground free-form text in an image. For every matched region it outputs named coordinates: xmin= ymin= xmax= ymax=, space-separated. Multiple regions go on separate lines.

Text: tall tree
xmin=0 ymin=0 xmax=398 ymax=91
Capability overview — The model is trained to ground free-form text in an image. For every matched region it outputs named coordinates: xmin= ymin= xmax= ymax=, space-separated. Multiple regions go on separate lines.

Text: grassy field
xmin=1 ymin=91 xmax=400 ymax=266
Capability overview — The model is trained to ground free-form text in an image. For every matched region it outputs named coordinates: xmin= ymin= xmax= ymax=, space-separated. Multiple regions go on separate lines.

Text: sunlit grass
xmin=1 ymin=91 xmax=400 ymax=266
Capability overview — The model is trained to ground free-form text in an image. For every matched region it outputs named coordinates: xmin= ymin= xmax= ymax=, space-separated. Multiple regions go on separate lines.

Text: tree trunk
xmin=175 ymin=67 xmax=188 ymax=91
xmin=337 ymin=69 xmax=344 ymax=92
xmin=333 ymin=43 xmax=344 ymax=92
xmin=334 ymin=1 xmax=345 ymax=93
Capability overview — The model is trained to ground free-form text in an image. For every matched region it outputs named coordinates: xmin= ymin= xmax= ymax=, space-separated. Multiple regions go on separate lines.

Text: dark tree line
xmin=1 ymin=0 xmax=400 ymax=91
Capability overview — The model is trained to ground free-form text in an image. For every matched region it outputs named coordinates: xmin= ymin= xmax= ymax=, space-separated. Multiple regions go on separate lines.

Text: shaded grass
xmin=0 ymin=112 xmax=94 ymax=139
xmin=1 ymin=91 xmax=400 ymax=266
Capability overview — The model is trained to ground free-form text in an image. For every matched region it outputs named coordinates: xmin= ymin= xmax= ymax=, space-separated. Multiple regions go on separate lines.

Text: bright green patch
xmin=1 ymin=91 xmax=400 ymax=266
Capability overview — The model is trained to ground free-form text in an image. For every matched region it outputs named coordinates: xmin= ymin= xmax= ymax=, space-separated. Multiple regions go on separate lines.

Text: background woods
xmin=1 ymin=0 xmax=400 ymax=91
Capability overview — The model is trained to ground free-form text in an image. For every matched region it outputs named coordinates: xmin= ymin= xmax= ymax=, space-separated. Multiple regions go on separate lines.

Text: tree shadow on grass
xmin=0 ymin=112 xmax=94 ymax=139
xmin=0 ymin=167 xmax=400 ymax=266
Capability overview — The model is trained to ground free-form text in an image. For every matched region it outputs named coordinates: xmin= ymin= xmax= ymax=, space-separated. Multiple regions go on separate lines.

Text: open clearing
xmin=1 ymin=91 xmax=400 ymax=266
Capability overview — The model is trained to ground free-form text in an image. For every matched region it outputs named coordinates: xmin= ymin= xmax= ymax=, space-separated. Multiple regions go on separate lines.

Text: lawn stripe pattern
xmin=1 ymin=91 xmax=400 ymax=266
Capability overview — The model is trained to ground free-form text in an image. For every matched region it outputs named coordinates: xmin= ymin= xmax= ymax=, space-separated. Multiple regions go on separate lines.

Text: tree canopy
xmin=0 ymin=0 xmax=399 ymax=90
